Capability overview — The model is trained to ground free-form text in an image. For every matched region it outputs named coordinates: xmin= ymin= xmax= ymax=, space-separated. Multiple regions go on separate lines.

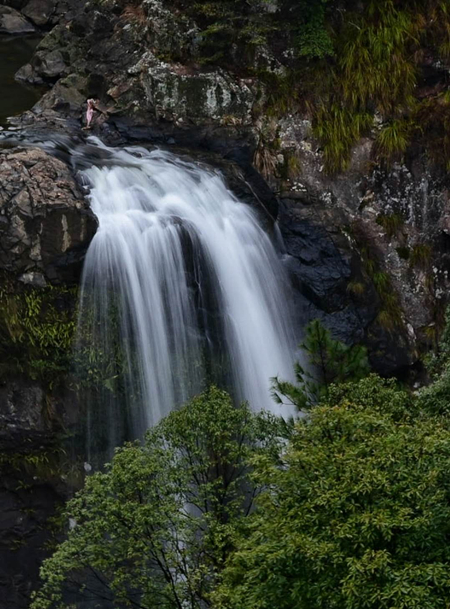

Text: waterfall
xmin=75 ymin=140 xmax=297 ymax=457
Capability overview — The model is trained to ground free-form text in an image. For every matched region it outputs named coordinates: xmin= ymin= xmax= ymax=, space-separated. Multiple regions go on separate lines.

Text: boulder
xmin=22 ymin=0 xmax=56 ymax=26
xmin=0 ymin=374 xmax=79 ymax=448
xmin=0 ymin=147 xmax=97 ymax=283
xmin=140 ymin=61 xmax=255 ymax=124
xmin=32 ymin=48 xmax=66 ymax=79
xmin=0 ymin=5 xmax=34 ymax=34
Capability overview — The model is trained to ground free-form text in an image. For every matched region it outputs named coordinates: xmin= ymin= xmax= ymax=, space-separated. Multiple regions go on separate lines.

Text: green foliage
xmin=313 ymin=105 xmax=373 ymax=173
xmin=186 ymin=0 xmax=271 ymax=64
xmin=257 ymin=69 xmax=300 ymax=117
xmin=181 ymin=0 xmax=333 ymax=65
xmin=414 ymin=91 xmax=450 ymax=170
xmin=430 ymin=306 xmax=450 ymax=371
xmin=31 ymin=387 xmax=287 ymax=609
xmin=0 ymin=445 xmax=66 ymax=481
xmin=419 ymin=306 xmax=450 ymax=415
xmin=310 ymin=0 xmax=450 ymax=171
xmin=375 ymin=118 xmax=414 ymax=160
xmin=410 ymin=243 xmax=432 ymax=268
xmin=338 ymin=3 xmax=418 ymax=113
xmin=419 ymin=362 xmax=450 ymax=416
xmin=287 ymin=0 xmax=333 ymax=59
xmin=32 ymin=318 xmax=450 ymax=609
xmin=376 ymin=212 xmax=404 ymax=238
xmin=310 ymin=0 xmax=424 ymax=171
xmin=0 ymin=279 xmax=77 ymax=384
xmin=346 ymin=280 xmax=366 ymax=296
xmin=272 ymin=319 xmax=370 ymax=410
xmin=216 ymin=374 xmax=450 ymax=609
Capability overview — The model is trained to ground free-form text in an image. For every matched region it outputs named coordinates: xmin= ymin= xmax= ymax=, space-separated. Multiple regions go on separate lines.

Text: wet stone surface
xmin=0 ymin=35 xmax=42 ymax=127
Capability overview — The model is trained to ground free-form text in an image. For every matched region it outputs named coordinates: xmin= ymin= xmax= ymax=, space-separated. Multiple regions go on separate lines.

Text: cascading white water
xmin=76 ymin=139 xmax=297 ymax=455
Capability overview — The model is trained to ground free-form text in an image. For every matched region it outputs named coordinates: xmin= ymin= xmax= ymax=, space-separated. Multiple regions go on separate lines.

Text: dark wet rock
xmin=22 ymin=0 xmax=56 ymax=26
xmin=0 ymin=0 xmax=29 ymax=9
xmin=0 ymin=474 xmax=65 ymax=609
xmin=279 ymin=197 xmax=380 ymax=356
xmin=0 ymin=376 xmax=78 ymax=449
xmin=0 ymin=5 xmax=34 ymax=33
xmin=32 ymin=48 xmax=66 ymax=78
xmin=15 ymin=61 xmax=43 ymax=85
xmin=0 ymin=147 xmax=97 ymax=283
xmin=29 ymin=76 xmax=86 ymax=116
xmin=0 ymin=371 xmax=78 ymax=609
xmin=0 ymin=380 xmax=47 ymax=445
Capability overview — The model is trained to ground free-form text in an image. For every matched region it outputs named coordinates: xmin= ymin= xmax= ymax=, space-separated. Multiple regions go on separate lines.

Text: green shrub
xmin=272 ymin=319 xmax=370 ymax=410
xmin=216 ymin=375 xmax=450 ymax=609
xmin=31 ymin=387 xmax=287 ymax=609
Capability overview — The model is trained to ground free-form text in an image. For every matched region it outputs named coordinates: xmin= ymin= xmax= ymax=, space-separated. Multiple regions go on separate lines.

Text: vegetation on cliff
xmin=271 ymin=318 xmax=370 ymax=409
xmin=0 ymin=276 xmax=77 ymax=385
xmin=170 ymin=0 xmax=450 ymax=172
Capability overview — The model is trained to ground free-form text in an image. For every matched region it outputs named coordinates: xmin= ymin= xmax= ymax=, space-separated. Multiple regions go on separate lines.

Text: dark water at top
xmin=0 ymin=35 xmax=42 ymax=127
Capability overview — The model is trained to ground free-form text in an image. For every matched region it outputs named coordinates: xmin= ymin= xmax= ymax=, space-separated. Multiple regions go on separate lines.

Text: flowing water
xmin=75 ymin=139 xmax=298 ymax=457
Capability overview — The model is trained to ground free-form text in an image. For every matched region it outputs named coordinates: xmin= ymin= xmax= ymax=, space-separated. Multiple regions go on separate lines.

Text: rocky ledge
xmin=0 ymin=146 xmax=97 ymax=285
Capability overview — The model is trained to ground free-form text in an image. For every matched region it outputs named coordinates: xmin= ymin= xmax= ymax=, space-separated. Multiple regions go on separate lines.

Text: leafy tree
xmin=418 ymin=306 xmax=450 ymax=415
xmin=31 ymin=387 xmax=286 ymax=609
xmin=215 ymin=375 xmax=450 ymax=609
xmin=272 ymin=319 xmax=370 ymax=410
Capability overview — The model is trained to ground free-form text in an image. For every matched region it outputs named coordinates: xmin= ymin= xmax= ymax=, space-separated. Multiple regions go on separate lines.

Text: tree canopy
xmin=32 ymin=315 xmax=450 ymax=609
xmin=216 ymin=376 xmax=450 ymax=609
xmin=31 ymin=387 xmax=286 ymax=609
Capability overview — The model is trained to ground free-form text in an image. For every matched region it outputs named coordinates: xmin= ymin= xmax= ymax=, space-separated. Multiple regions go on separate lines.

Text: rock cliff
xmin=12 ymin=0 xmax=447 ymax=374
xmin=0 ymin=147 xmax=97 ymax=284
xmin=0 ymin=144 xmax=95 ymax=608
xmin=0 ymin=1 xmax=450 ymax=605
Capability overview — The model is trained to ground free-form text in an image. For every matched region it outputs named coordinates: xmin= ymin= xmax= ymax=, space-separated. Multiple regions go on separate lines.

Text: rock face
xmin=0 ymin=376 xmax=78 ymax=450
xmin=0 ymin=147 xmax=97 ymax=284
xmin=0 ymin=373 xmax=75 ymax=608
xmin=0 ymin=5 xmax=34 ymax=33
xmin=15 ymin=0 xmax=260 ymax=131
xmin=0 ymin=370 xmax=79 ymax=609
xmin=22 ymin=0 xmax=56 ymax=25
xmin=10 ymin=0 xmax=450 ymax=373
xmin=0 ymin=142 xmax=94 ymax=609
xmin=141 ymin=61 xmax=254 ymax=124
xmin=0 ymin=468 xmax=66 ymax=609
xmin=273 ymin=117 xmax=450 ymax=372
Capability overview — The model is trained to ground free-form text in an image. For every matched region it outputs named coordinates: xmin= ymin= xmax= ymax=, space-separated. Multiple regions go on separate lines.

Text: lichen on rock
xmin=139 ymin=57 xmax=255 ymax=124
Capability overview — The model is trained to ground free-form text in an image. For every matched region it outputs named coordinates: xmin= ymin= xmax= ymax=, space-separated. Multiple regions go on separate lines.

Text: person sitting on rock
xmin=84 ymin=98 xmax=96 ymax=130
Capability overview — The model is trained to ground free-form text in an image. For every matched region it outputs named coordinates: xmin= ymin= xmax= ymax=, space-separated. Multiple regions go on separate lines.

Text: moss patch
xmin=0 ymin=275 xmax=78 ymax=385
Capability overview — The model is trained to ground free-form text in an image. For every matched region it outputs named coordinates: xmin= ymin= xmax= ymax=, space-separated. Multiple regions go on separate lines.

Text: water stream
xmin=75 ymin=139 xmax=298 ymax=457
